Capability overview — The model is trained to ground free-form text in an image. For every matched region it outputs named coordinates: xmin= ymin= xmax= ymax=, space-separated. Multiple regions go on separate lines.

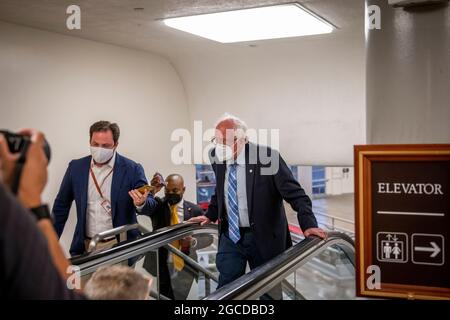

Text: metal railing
xmin=314 ymin=211 xmax=355 ymax=235
xmin=166 ymin=244 xmax=219 ymax=296
xmin=86 ymin=223 xmax=150 ymax=253
xmin=72 ymin=224 xmax=354 ymax=301
xmin=71 ymin=223 xmax=218 ymax=277
xmin=166 ymin=244 xmax=219 ymax=283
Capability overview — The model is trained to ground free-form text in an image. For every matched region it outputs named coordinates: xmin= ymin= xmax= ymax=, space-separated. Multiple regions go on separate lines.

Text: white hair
xmin=84 ymin=265 xmax=151 ymax=300
xmin=214 ymin=113 xmax=248 ymax=138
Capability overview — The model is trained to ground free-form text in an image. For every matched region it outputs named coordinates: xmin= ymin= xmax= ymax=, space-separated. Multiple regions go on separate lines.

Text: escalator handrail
xmin=203 ymin=231 xmax=355 ymax=300
xmin=70 ymin=222 xmax=218 ymax=273
xmin=86 ymin=223 xmax=150 ymax=253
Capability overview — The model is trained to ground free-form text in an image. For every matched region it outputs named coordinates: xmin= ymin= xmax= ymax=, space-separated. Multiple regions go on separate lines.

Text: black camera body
xmin=0 ymin=130 xmax=51 ymax=162
xmin=0 ymin=130 xmax=51 ymax=195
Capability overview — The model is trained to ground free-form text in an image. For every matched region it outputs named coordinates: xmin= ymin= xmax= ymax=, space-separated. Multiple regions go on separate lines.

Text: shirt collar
xmin=227 ymin=148 xmax=245 ymax=166
xmin=91 ymin=152 xmax=116 ymax=170
xmin=167 ymin=198 xmax=184 ymax=209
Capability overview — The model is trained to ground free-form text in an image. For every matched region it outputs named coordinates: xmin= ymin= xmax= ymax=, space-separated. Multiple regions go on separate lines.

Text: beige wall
xmin=172 ymin=32 xmax=366 ymax=166
xmin=0 ymin=21 xmax=367 ymax=255
xmin=366 ymin=1 xmax=450 ymax=144
xmin=0 ymin=21 xmax=195 ymax=254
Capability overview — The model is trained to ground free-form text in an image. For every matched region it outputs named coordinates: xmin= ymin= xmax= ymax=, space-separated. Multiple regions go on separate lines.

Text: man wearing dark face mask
xmin=52 ymin=121 xmax=157 ymax=257
xmin=139 ymin=173 xmax=204 ymax=300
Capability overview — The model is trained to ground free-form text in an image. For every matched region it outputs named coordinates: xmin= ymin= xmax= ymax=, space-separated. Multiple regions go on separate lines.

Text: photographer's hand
xmin=0 ymin=129 xmax=48 ymax=208
xmin=0 ymin=129 xmax=74 ymax=285
xmin=19 ymin=130 xmax=48 ymax=208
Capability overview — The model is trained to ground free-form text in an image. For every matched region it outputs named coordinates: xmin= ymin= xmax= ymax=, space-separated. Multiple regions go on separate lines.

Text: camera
xmin=0 ymin=130 xmax=51 ymax=195
xmin=0 ymin=130 xmax=51 ymax=162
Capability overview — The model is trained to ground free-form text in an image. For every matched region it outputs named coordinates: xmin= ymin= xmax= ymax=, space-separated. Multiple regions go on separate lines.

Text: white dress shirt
xmin=224 ymin=149 xmax=250 ymax=227
xmin=85 ymin=153 xmax=116 ymax=238
xmin=169 ymin=199 xmax=185 ymax=222
xmin=177 ymin=199 xmax=185 ymax=222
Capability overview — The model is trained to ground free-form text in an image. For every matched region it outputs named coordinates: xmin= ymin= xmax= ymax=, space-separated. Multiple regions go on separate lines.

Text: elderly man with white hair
xmin=189 ymin=113 xmax=326 ymax=289
xmin=84 ymin=265 xmax=152 ymax=300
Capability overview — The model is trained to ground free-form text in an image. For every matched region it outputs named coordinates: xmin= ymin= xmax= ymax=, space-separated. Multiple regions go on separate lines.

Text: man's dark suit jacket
xmin=140 ymin=197 xmax=205 ymax=300
xmin=52 ymin=153 xmax=157 ymax=256
xmin=205 ymin=142 xmax=318 ymax=262
xmin=149 ymin=197 xmax=204 ymax=231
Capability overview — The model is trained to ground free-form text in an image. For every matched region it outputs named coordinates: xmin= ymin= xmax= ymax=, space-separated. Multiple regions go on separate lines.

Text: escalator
xmin=71 ymin=223 xmax=220 ymax=300
xmin=205 ymin=231 xmax=355 ymax=300
xmin=70 ymin=224 xmax=355 ymax=300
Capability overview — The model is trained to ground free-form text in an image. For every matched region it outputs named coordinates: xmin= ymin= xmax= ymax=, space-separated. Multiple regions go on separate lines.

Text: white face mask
xmin=90 ymin=146 xmax=115 ymax=164
xmin=215 ymin=143 xmax=234 ymax=162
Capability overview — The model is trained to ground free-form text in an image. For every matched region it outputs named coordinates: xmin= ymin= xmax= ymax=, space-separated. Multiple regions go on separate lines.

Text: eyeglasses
xmin=210 ymin=136 xmax=239 ymax=146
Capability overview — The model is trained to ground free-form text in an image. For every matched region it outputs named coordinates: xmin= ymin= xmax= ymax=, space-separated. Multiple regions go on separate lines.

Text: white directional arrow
xmin=414 ymin=242 xmax=441 ymax=258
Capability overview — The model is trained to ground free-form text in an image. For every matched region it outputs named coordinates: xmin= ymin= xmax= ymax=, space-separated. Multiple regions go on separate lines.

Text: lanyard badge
xmin=90 ymin=168 xmax=114 ymax=216
xmin=100 ymin=199 xmax=112 ymax=216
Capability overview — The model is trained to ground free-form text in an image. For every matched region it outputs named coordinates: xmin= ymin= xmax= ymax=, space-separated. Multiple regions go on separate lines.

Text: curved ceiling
xmin=0 ymin=0 xmax=364 ymax=60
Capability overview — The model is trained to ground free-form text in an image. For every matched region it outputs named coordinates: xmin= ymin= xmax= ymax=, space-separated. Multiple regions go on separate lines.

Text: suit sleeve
xmin=138 ymin=197 xmax=164 ymax=219
xmin=193 ymin=205 xmax=204 ymax=217
xmin=205 ymin=192 xmax=219 ymax=222
xmin=133 ymin=163 xmax=158 ymax=216
xmin=272 ymin=152 xmax=318 ymax=231
xmin=204 ymin=158 xmax=219 ymax=222
xmin=189 ymin=203 xmax=205 ymax=218
xmin=52 ymin=162 xmax=75 ymax=238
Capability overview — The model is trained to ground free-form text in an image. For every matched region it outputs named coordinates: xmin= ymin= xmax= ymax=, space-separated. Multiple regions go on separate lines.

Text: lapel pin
xmin=249 ymin=169 xmax=253 ymax=173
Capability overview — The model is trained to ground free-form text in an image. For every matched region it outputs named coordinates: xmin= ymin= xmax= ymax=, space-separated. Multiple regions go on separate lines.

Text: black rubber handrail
xmin=203 ymin=231 xmax=355 ymax=300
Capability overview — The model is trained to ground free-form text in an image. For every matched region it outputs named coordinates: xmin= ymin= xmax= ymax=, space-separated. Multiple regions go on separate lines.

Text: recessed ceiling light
xmin=163 ymin=3 xmax=334 ymax=43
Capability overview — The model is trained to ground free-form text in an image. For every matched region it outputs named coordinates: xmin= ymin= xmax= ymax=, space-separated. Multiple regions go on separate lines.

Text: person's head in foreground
xmin=84 ymin=265 xmax=152 ymax=300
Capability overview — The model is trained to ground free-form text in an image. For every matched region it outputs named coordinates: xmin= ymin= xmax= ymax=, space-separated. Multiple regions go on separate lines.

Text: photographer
xmin=0 ymin=129 xmax=83 ymax=299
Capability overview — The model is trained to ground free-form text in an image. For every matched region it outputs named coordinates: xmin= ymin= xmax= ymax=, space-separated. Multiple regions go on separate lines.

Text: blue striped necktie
xmin=227 ymin=164 xmax=240 ymax=243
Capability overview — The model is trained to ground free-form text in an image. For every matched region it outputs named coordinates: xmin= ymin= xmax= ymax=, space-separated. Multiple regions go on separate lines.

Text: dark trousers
xmin=143 ymin=248 xmax=195 ymax=300
xmin=158 ymin=248 xmax=175 ymax=300
xmin=142 ymin=248 xmax=175 ymax=300
xmin=216 ymin=229 xmax=265 ymax=288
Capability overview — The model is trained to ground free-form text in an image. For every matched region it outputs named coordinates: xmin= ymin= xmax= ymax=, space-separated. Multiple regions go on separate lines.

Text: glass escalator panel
xmin=260 ymin=243 xmax=355 ymax=300
xmin=72 ymin=224 xmax=219 ymax=300
xmin=203 ymin=232 xmax=355 ymax=300
xmin=134 ymin=233 xmax=220 ymax=300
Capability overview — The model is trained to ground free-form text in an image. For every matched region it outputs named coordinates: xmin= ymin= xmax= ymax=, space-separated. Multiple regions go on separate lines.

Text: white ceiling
xmin=0 ymin=0 xmax=364 ymax=60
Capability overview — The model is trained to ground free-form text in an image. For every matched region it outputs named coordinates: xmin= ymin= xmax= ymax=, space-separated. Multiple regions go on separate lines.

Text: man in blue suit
xmin=52 ymin=121 xmax=156 ymax=256
xmin=189 ymin=114 xmax=327 ymax=289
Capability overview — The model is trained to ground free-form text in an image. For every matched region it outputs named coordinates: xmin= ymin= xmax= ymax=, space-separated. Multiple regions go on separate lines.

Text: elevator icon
xmin=377 ymin=232 xmax=408 ymax=263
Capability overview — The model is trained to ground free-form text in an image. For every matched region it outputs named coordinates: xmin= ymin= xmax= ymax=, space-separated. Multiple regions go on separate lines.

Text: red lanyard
xmin=90 ymin=167 xmax=114 ymax=199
